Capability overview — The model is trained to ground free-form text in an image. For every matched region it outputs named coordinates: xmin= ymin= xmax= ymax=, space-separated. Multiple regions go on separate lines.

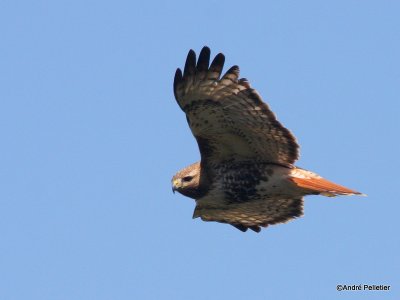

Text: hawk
xmin=171 ymin=47 xmax=363 ymax=232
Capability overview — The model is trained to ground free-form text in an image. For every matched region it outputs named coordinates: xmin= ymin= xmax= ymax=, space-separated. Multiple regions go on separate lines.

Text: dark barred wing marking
xmin=193 ymin=196 xmax=304 ymax=232
xmin=173 ymin=47 xmax=299 ymax=167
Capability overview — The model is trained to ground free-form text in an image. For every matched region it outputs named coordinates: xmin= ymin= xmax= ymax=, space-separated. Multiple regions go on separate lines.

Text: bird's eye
xmin=182 ymin=176 xmax=193 ymax=182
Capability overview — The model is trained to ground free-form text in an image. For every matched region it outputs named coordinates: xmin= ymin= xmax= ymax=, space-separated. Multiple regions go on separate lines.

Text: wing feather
xmin=196 ymin=47 xmax=210 ymax=72
xmin=193 ymin=196 xmax=304 ymax=232
xmin=174 ymin=46 xmax=299 ymax=167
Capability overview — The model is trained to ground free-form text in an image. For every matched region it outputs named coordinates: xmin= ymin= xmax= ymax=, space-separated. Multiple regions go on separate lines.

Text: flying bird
xmin=171 ymin=47 xmax=363 ymax=232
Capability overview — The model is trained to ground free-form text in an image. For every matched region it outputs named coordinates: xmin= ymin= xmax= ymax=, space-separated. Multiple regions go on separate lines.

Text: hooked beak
xmin=172 ymin=179 xmax=180 ymax=194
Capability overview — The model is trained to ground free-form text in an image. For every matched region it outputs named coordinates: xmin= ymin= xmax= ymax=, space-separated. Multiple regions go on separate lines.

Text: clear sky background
xmin=1 ymin=1 xmax=399 ymax=299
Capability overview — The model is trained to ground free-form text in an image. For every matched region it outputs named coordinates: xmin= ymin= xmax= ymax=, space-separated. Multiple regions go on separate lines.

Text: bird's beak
xmin=172 ymin=179 xmax=180 ymax=194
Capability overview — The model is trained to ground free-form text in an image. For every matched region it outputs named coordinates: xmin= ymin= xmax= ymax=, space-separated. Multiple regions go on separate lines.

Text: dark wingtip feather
xmin=232 ymin=224 xmax=262 ymax=233
xmin=232 ymin=224 xmax=248 ymax=232
xmin=249 ymin=226 xmax=261 ymax=233
xmin=239 ymin=78 xmax=251 ymax=88
xmin=183 ymin=49 xmax=196 ymax=78
xmin=173 ymin=68 xmax=183 ymax=99
xmin=223 ymin=65 xmax=240 ymax=80
xmin=201 ymin=45 xmax=211 ymax=53
xmin=226 ymin=65 xmax=240 ymax=74
xmin=197 ymin=46 xmax=211 ymax=72
xmin=209 ymin=52 xmax=225 ymax=77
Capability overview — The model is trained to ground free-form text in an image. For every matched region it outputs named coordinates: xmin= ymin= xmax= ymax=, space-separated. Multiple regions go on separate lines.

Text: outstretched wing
xmin=174 ymin=47 xmax=299 ymax=168
xmin=193 ymin=195 xmax=304 ymax=232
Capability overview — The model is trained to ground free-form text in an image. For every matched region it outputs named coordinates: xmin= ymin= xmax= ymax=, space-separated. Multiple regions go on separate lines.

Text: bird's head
xmin=172 ymin=162 xmax=201 ymax=199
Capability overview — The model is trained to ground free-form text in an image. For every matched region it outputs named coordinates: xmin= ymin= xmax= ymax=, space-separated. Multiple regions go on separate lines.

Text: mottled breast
xmin=214 ymin=162 xmax=298 ymax=203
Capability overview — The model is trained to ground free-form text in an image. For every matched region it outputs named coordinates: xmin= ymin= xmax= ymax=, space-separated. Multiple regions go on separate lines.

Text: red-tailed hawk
xmin=171 ymin=47 xmax=363 ymax=232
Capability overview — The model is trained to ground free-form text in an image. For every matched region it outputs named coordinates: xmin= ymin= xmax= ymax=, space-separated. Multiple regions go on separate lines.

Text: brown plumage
xmin=171 ymin=47 xmax=364 ymax=232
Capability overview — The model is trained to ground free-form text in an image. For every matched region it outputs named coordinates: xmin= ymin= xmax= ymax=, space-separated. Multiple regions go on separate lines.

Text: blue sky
xmin=0 ymin=0 xmax=399 ymax=299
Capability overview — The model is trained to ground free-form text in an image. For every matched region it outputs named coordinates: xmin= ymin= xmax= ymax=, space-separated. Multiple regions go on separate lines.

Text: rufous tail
xmin=289 ymin=169 xmax=365 ymax=197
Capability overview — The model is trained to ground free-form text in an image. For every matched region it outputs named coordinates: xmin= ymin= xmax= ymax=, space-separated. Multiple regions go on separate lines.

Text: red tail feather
xmin=289 ymin=176 xmax=363 ymax=197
